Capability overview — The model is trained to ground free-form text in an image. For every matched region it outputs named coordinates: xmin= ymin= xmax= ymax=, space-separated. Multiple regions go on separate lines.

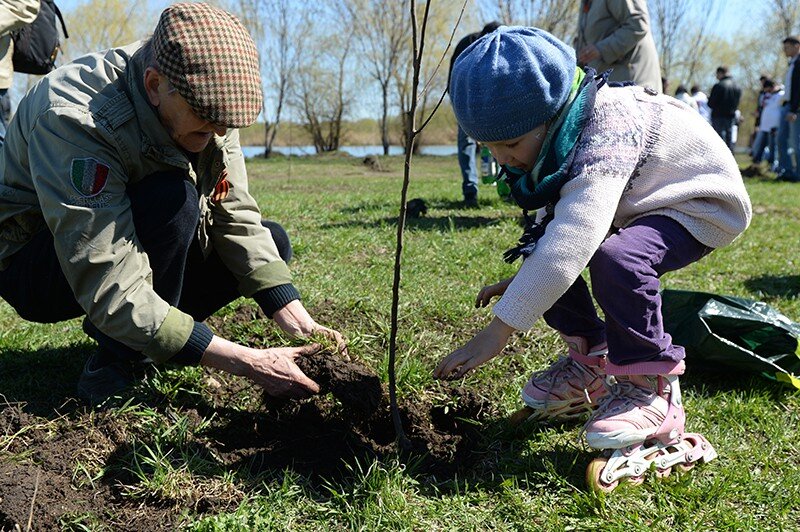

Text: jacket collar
xmin=123 ymin=46 xmax=193 ymax=168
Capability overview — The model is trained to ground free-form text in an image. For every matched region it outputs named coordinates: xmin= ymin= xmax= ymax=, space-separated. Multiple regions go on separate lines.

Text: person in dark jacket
xmin=448 ymin=21 xmax=500 ymax=207
xmin=707 ymin=66 xmax=742 ymax=152
xmin=776 ymin=36 xmax=800 ymax=181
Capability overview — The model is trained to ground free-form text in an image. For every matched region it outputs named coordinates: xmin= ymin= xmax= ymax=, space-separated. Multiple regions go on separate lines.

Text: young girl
xmin=434 ymin=26 xmax=751 ymax=491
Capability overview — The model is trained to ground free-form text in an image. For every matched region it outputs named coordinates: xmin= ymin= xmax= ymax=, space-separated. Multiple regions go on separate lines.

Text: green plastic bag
xmin=662 ymin=289 xmax=800 ymax=389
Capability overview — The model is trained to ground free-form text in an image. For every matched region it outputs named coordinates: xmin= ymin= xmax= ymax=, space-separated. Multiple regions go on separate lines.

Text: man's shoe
xmin=77 ymin=351 xmax=136 ymax=404
xmin=463 ymin=197 xmax=479 ymax=208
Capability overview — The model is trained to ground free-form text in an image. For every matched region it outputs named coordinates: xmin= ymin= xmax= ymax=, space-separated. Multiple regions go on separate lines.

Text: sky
xmin=30 ymin=0 xmax=775 ymax=118
xmin=54 ymin=0 xmax=763 ymax=40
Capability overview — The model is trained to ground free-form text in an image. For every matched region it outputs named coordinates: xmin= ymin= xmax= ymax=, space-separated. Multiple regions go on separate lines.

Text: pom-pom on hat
xmin=450 ymin=26 xmax=576 ymax=142
xmin=153 ymin=2 xmax=263 ymax=128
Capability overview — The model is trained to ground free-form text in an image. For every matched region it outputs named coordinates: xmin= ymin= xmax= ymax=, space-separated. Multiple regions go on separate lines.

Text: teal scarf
xmin=501 ymin=67 xmax=603 ymax=263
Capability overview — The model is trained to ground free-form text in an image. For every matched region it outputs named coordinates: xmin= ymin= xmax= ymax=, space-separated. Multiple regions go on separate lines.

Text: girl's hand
xmin=475 ymin=276 xmax=514 ymax=308
xmin=434 ymin=317 xmax=515 ymax=379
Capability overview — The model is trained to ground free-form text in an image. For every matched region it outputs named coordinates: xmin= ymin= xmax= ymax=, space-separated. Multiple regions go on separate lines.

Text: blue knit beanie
xmin=450 ymin=26 xmax=576 ymax=142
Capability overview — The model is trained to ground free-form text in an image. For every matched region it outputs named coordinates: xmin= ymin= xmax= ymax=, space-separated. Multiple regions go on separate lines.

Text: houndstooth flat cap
xmin=153 ymin=2 xmax=263 ymax=128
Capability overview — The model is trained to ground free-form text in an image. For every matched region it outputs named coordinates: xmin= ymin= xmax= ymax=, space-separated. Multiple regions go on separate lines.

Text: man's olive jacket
xmin=0 ymin=42 xmax=291 ymax=363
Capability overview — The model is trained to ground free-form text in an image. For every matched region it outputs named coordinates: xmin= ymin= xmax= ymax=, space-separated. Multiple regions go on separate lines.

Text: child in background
xmin=433 ymin=27 xmax=752 ymax=490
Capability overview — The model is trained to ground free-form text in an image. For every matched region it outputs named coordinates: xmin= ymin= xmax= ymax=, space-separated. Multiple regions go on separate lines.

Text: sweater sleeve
xmin=492 ymin=93 xmax=644 ymax=331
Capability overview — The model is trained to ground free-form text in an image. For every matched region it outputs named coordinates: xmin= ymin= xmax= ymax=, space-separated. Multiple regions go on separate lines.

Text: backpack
xmin=11 ymin=0 xmax=69 ymax=75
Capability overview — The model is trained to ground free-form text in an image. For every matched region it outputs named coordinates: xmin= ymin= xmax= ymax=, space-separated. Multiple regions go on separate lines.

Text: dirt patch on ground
xmin=203 ymin=348 xmax=492 ymax=479
xmin=1 ymin=309 xmax=495 ymax=529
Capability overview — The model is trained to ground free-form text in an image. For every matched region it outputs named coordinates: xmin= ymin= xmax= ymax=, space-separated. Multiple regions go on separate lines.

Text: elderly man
xmin=575 ymin=0 xmax=661 ymax=92
xmin=0 ymin=3 xmax=344 ymax=402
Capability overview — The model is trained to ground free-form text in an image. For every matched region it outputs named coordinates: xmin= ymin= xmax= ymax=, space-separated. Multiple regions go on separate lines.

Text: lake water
xmin=241 ymin=144 xmax=457 ymax=158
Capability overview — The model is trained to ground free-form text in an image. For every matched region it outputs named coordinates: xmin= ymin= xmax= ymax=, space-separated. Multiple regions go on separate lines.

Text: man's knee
xmin=262 ymin=220 xmax=292 ymax=264
xmin=128 ymin=171 xmax=199 ymax=247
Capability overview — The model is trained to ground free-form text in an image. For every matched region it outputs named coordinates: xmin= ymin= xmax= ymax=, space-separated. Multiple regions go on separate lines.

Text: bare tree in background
xmin=476 ymin=0 xmax=579 ymax=42
xmin=344 ymin=0 xmax=411 ymax=155
xmin=61 ymin=0 xmax=153 ymax=60
xmin=233 ymin=0 xmax=308 ymax=158
xmin=651 ymin=0 xmax=721 ymax=85
xmin=395 ymin=0 xmax=474 ymax=152
xmin=293 ymin=30 xmax=354 ymax=153
xmin=771 ymin=0 xmax=800 ymax=38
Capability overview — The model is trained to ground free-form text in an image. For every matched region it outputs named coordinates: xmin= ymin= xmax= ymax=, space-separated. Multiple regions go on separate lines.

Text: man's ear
xmin=143 ymin=67 xmax=162 ymax=107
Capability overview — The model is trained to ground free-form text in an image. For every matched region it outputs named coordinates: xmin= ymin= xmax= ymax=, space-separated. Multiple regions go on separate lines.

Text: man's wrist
xmin=253 ymin=283 xmax=301 ymax=317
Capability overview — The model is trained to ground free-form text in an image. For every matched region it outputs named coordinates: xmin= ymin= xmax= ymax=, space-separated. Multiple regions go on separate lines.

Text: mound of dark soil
xmin=0 ymin=308 xmax=495 ymax=530
xmin=207 ymin=348 xmax=493 ymax=478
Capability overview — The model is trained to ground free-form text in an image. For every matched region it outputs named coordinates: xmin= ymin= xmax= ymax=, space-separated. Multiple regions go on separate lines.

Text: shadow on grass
xmin=743 ymin=274 xmax=800 ymax=299
xmin=322 ymin=215 xmax=502 ymax=231
xmin=0 ymin=343 xmax=92 ymax=417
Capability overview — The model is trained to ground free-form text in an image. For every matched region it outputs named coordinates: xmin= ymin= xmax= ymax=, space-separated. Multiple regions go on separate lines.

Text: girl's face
xmin=484 ymin=124 xmax=548 ymax=173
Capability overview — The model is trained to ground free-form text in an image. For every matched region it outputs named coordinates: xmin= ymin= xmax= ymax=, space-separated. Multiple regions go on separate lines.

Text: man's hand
xmin=200 ymin=335 xmax=321 ymax=399
xmin=273 ymin=299 xmax=348 ymax=357
xmin=577 ymin=44 xmax=601 ymax=64
xmin=433 ymin=317 xmax=515 ymax=380
xmin=788 ymin=112 xmax=798 ymax=123
xmin=475 ymin=276 xmax=514 ymax=308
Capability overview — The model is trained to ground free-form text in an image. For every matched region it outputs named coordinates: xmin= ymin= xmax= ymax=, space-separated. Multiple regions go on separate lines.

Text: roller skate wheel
xmin=586 ymin=457 xmax=618 ymax=494
xmin=508 ymin=406 xmax=535 ymax=427
xmin=626 ymin=475 xmax=645 ymax=486
xmin=655 ymin=467 xmax=672 ymax=478
xmin=675 ymin=462 xmax=695 ymax=473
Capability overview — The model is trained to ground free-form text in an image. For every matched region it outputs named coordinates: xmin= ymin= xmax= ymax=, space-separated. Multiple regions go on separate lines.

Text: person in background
xmin=674 ymin=85 xmax=698 ymax=111
xmin=575 ymin=0 xmax=661 ymax=92
xmin=448 ymin=21 xmax=501 ymax=208
xmin=0 ymin=0 xmax=40 ymax=144
xmin=777 ymin=36 xmax=800 ymax=182
xmin=745 ymin=79 xmax=783 ymax=176
xmin=708 ymin=66 xmax=742 ymax=152
xmin=691 ymin=85 xmax=711 ymax=123
xmin=752 ymin=75 xmax=770 ymax=149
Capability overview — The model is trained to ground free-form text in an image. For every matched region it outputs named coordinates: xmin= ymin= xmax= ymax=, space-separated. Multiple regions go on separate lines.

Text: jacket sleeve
xmin=207 ymin=130 xmax=299 ymax=314
xmin=707 ymin=83 xmax=719 ymax=110
xmin=0 ymin=0 xmax=39 ymax=35
xmin=492 ymin=96 xmax=643 ymax=331
xmin=594 ymin=0 xmax=650 ymax=66
xmin=28 ymin=107 xmax=202 ymax=364
xmin=790 ymin=62 xmax=800 ymax=113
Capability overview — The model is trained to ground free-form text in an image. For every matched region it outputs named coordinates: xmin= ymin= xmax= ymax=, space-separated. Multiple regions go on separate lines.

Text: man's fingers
xmin=273 ymin=343 xmax=322 ymax=359
xmin=315 ymin=326 xmax=350 ymax=359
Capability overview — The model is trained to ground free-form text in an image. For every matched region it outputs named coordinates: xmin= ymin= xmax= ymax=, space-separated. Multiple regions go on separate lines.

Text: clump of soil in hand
xmin=294 ymin=349 xmax=384 ymax=418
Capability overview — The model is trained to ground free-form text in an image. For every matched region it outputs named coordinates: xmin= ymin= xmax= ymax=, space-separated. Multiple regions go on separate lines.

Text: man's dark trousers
xmin=0 ymin=170 xmax=292 ymax=362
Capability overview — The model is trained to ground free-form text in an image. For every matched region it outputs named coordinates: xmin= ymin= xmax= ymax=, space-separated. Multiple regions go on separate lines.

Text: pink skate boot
xmin=583 ymin=359 xmax=718 ymax=493
xmin=510 ymin=334 xmax=608 ymax=425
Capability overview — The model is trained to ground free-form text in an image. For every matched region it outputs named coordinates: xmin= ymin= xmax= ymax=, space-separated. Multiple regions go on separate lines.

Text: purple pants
xmin=543 ymin=215 xmax=712 ymax=365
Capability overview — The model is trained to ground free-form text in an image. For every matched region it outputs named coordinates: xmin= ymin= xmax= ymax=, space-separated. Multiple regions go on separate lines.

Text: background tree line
xmin=16 ymin=0 xmax=800 ymax=153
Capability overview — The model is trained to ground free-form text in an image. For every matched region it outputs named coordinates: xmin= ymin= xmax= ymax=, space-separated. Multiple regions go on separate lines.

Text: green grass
xmin=2 ymin=154 xmax=800 ymax=530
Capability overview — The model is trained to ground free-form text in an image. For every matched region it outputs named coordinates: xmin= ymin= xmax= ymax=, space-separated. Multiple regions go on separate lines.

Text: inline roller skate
xmin=583 ymin=360 xmax=717 ymax=493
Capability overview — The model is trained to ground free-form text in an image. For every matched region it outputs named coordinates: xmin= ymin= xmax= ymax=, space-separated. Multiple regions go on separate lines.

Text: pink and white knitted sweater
xmin=493 ymin=85 xmax=752 ymax=331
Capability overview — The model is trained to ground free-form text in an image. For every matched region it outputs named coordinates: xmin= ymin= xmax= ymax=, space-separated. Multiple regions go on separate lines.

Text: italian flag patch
xmin=70 ymin=158 xmax=110 ymax=197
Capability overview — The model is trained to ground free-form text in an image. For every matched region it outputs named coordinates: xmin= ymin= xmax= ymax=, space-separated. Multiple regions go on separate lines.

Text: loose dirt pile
xmin=0 ymin=309 xmax=495 ymax=530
